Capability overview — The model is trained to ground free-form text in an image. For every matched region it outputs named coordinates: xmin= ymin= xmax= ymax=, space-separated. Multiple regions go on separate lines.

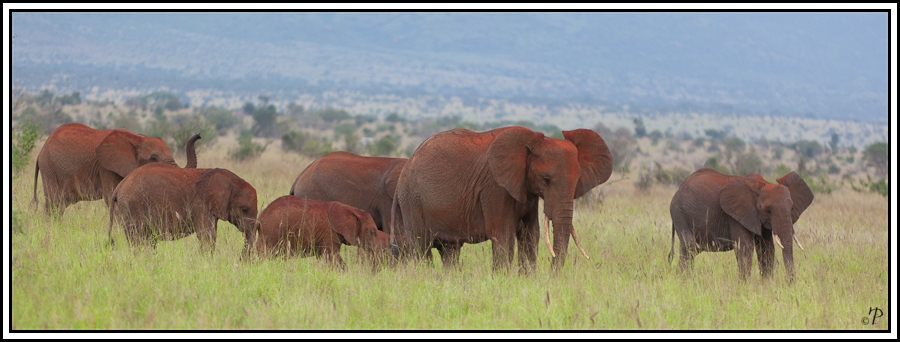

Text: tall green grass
xmin=11 ymin=145 xmax=889 ymax=330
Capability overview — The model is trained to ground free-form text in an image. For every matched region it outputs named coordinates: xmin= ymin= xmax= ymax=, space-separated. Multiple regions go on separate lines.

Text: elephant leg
xmin=195 ymin=216 xmax=218 ymax=255
xmin=516 ymin=215 xmax=540 ymax=275
xmin=755 ymin=229 xmax=775 ymax=278
xmin=676 ymin=229 xmax=697 ymax=273
xmin=731 ymin=222 xmax=755 ymax=280
xmin=325 ymin=252 xmax=348 ymax=271
xmin=434 ymin=241 xmax=462 ymax=269
xmin=489 ymin=223 xmax=516 ymax=272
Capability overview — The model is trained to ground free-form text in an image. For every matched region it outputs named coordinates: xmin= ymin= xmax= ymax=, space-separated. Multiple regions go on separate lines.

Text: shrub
xmin=654 ymin=164 xmax=691 ymax=186
xmin=862 ymin=142 xmax=887 ymax=180
xmin=282 ymin=130 xmax=333 ymax=157
xmin=732 ymin=151 xmax=765 ymax=175
xmin=229 ymin=132 xmax=267 ymax=161
xmin=703 ymin=156 xmax=730 ymax=174
xmin=169 ymin=114 xmax=217 ymax=156
xmin=370 ymin=134 xmax=399 ymax=156
xmin=200 ymin=106 xmax=241 ymax=135
xmin=12 ymin=120 xmax=40 ymax=175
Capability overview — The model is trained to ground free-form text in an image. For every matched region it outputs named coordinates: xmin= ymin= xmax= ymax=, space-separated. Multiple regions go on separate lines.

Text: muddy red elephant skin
xmin=392 ymin=126 xmax=613 ymax=273
xmin=108 ymin=164 xmax=258 ymax=257
xmin=33 ymin=122 xmax=199 ymax=216
xmin=255 ymin=196 xmax=392 ymax=271
xmin=668 ymin=168 xmax=813 ymax=280
xmin=289 ymin=151 xmax=407 ymax=233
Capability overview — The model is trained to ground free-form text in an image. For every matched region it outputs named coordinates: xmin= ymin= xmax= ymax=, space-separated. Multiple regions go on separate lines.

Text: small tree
xmin=632 ymin=117 xmax=647 ymax=138
xmin=829 ymin=133 xmax=840 ymax=154
xmin=12 ymin=120 xmax=40 ymax=175
xmin=229 ymin=132 xmax=267 ymax=161
xmin=863 ymin=142 xmax=887 ymax=180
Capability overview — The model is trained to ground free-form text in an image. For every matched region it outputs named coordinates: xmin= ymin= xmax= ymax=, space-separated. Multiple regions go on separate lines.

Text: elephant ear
xmin=196 ymin=169 xmax=236 ymax=221
xmin=96 ymin=130 xmax=142 ymax=178
xmin=720 ymin=178 xmax=762 ymax=235
xmin=328 ymin=203 xmax=362 ymax=246
xmin=487 ymin=127 xmax=546 ymax=203
xmin=384 ymin=159 xmax=407 ymax=200
xmin=563 ymin=129 xmax=614 ymax=199
xmin=777 ymin=171 xmax=814 ymax=223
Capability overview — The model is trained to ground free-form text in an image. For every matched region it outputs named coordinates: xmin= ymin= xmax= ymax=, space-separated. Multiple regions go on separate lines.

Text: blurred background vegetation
xmin=12 ymin=90 xmax=889 ymax=199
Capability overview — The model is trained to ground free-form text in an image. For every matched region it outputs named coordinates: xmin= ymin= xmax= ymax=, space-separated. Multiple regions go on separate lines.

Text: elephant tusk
xmin=543 ymin=215 xmax=556 ymax=257
xmin=774 ymin=234 xmax=785 ymax=250
xmin=793 ymin=235 xmax=805 ymax=251
xmin=570 ymin=225 xmax=590 ymax=260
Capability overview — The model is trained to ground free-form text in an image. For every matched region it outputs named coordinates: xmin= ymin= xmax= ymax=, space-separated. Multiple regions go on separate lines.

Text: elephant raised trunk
xmin=185 ymin=133 xmax=201 ymax=168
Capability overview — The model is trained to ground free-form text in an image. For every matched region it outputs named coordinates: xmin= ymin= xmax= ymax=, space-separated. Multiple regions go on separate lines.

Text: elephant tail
xmin=668 ymin=221 xmax=675 ymax=265
xmin=32 ymin=160 xmax=40 ymax=206
xmin=107 ymin=194 xmax=118 ymax=247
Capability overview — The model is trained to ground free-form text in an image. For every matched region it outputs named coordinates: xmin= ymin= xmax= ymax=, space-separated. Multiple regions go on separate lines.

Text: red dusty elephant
xmin=33 ymin=122 xmax=200 ymax=216
xmin=392 ymin=126 xmax=613 ymax=273
xmin=289 ymin=151 xmax=407 ymax=233
xmin=254 ymin=196 xmax=393 ymax=271
xmin=668 ymin=168 xmax=813 ymax=281
xmin=107 ymin=164 xmax=258 ymax=257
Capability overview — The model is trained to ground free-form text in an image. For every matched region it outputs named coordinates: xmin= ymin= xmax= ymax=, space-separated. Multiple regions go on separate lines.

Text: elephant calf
xmin=254 ymin=196 xmax=393 ymax=271
xmin=108 ymin=164 xmax=258 ymax=257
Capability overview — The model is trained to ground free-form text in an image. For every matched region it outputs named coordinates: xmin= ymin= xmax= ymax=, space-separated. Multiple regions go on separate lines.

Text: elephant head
xmin=720 ymin=171 xmax=813 ymax=279
xmin=328 ymin=203 xmax=393 ymax=268
xmin=96 ymin=129 xmax=178 ymax=177
xmin=486 ymin=127 xmax=613 ymax=270
xmin=196 ymin=168 xmax=259 ymax=258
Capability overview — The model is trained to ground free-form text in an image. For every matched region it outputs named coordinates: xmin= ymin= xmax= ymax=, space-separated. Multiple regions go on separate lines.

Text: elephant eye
xmin=149 ymin=155 xmax=158 ymax=162
xmin=543 ymin=176 xmax=551 ymax=185
xmin=241 ymin=206 xmax=249 ymax=213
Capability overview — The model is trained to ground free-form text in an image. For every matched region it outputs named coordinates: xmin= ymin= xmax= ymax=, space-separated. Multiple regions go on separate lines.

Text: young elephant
xmin=108 ymin=164 xmax=258 ymax=257
xmin=669 ymin=168 xmax=813 ymax=281
xmin=254 ymin=196 xmax=392 ymax=271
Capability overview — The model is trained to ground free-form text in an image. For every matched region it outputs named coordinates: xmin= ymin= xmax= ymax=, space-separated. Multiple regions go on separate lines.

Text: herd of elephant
xmin=30 ymin=122 xmax=814 ymax=280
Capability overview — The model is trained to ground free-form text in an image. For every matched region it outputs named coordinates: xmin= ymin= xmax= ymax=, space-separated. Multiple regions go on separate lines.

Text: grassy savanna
xmin=10 ymin=135 xmax=889 ymax=330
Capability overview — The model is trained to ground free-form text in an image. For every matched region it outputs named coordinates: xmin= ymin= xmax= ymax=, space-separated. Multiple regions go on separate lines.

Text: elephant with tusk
xmin=668 ymin=168 xmax=813 ymax=281
xmin=391 ymin=126 xmax=613 ymax=274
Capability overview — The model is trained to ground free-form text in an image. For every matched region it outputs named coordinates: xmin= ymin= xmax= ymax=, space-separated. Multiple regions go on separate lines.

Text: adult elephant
xmin=668 ymin=168 xmax=813 ymax=281
xmin=107 ymin=164 xmax=257 ymax=257
xmin=289 ymin=151 xmax=407 ymax=233
xmin=392 ymin=126 xmax=613 ymax=273
xmin=32 ymin=122 xmax=200 ymax=216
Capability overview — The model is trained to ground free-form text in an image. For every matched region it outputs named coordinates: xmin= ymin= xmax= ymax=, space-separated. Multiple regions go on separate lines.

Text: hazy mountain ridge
xmin=12 ymin=12 xmax=888 ymax=124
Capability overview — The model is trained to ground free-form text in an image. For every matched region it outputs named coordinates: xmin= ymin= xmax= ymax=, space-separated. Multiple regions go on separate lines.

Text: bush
xmin=802 ymin=174 xmax=837 ymax=195
xmin=334 ymin=121 xmax=358 ymax=137
xmin=252 ymin=104 xmax=279 ymax=137
xmin=370 ymin=134 xmax=399 ymax=156
xmin=703 ymin=156 xmax=730 ymax=174
xmin=316 ymin=108 xmax=352 ymax=123
xmin=654 ymin=164 xmax=691 ymax=186
xmin=229 ymin=132 xmax=267 ymax=161
xmin=200 ymin=106 xmax=241 ymax=135
xmin=12 ymin=120 xmax=41 ymax=175
xmin=282 ymin=130 xmax=334 ymax=157
xmin=793 ymin=140 xmax=823 ymax=159
xmin=851 ymin=175 xmax=888 ymax=197
xmin=732 ymin=151 xmax=765 ymax=175
xmin=862 ymin=142 xmax=887 ymax=180
xmin=112 ymin=110 xmax=143 ymax=133
xmin=169 ymin=114 xmax=217 ymax=156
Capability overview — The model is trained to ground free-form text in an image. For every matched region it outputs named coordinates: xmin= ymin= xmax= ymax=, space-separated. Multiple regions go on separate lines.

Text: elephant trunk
xmin=550 ymin=201 xmax=575 ymax=272
xmin=239 ymin=217 xmax=257 ymax=261
xmin=185 ymin=133 xmax=201 ymax=168
xmin=773 ymin=218 xmax=795 ymax=281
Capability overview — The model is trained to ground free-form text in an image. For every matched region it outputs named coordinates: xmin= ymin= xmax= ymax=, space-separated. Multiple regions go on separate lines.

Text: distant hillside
xmin=11 ymin=12 xmax=888 ymax=123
